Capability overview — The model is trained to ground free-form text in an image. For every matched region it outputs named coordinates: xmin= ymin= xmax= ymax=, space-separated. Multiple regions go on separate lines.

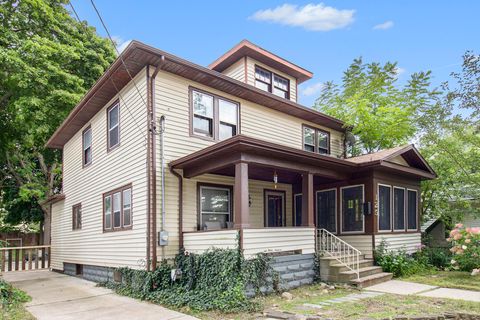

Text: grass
xmin=0 ymin=303 xmax=35 ymax=320
xmin=181 ymin=284 xmax=480 ymax=320
xmin=401 ymin=270 xmax=480 ymax=291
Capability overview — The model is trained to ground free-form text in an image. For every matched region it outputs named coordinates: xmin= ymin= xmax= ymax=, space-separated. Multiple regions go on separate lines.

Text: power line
xmin=67 ymin=0 xmax=148 ymax=149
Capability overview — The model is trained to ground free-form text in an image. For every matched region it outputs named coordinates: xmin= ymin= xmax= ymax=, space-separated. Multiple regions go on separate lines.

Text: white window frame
xmin=107 ymin=102 xmax=120 ymax=150
xmin=316 ymin=188 xmax=337 ymax=234
xmin=340 ymin=184 xmax=365 ymax=234
xmin=199 ymin=186 xmax=232 ymax=227
xmin=406 ymin=188 xmax=418 ymax=231
xmin=393 ymin=186 xmax=406 ymax=232
xmin=377 ymin=183 xmax=393 ymax=233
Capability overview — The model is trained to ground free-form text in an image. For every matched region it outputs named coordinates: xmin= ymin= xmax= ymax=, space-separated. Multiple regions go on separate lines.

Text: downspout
xmin=146 ymin=65 xmax=151 ymax=271
xmin=169 ymin=167 xmax=184 ymax=249
xmin=159 ymin=116 xmax=167 ymax=245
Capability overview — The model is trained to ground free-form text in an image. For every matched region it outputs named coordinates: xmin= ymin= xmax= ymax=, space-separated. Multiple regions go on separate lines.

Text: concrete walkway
xmin=2 ymin=270 xmax=198 ymax=320
xmin=367 ymin=279 xmax=480 ymax=303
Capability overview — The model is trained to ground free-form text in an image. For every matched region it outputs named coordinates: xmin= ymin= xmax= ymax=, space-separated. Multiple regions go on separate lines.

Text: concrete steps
xmin=318 ymin=254 xmax=392 ymax=288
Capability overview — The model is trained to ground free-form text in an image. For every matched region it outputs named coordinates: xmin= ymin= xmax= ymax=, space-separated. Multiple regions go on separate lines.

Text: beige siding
xmin=375 ymin=233 xmax=422 ymax=254
xmin=388 ymin=156 xmax=409 ymax=166
xmin=154 ymin=68 xmax=343 ymax=260
xmin=243 ymin=228 xmax=315 ymax=258
xmin=51 ymin=68 xmax=149 ymax=270
xmin=245 ymin=57 xmax=297 ymax=102
xmin=183 ymin=230 xmax=238 ymax=253
xmin=221 ymin=58 xmax=245 ymax=83
xmin=339 ymin=235 xmax=374 ymax=259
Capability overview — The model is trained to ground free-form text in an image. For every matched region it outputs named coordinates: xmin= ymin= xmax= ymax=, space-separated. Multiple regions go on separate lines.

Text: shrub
xmin=374 ymin=240 xmax=428 ymax=277
xmin=106 ymin=247 xmax=275 ymax=313
xmin=414 ymin=246 xmax=452 ymax=269
xmin=0 ymin=278 xmax=30 ymax=310
xmin=447 ymin=223 xmax=480 ymax=272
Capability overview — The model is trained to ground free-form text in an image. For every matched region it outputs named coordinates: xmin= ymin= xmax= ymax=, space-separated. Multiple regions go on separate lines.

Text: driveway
xmin=2 ymin=270 xmax=198 ymax=320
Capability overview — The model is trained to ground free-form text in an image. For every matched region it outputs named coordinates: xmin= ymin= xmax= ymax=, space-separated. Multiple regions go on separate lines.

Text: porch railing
xmin=316 ymin=229 xmax=360 ymax=279
xmin=0 ymin=245 xmax=51 ymax=272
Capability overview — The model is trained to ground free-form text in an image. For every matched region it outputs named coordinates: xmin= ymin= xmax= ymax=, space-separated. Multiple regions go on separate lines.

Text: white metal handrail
xmin=316 ymin=229 xmax=360 ymax=279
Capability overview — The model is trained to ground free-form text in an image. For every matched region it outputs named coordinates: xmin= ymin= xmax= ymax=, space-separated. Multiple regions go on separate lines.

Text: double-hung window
xmin=199 ymin=185 xmax=232 ymax=230
xmin=407 ymin=189 xmax=418 ymax=230
xmin=393 ymin=187 xmax=405 ymax=230
xmin=82 ymin=126 xmax=92 ymax=166
xmin=255 ymin=66 xmax=290 ymax=99
xmin=72 ymin=204 xmax=82 ymax=230
xmin=107 ymin=102 xmax=120 ymax=150
xmin=303 ymin=126 xmax=330 ymax=154
xmin=191 ymin=89 xmax=239 ymax=141
xmin=104 ymin=185 xmax=132 ymax=232
xmin=378 ymin=185 xmax=392 ymax=231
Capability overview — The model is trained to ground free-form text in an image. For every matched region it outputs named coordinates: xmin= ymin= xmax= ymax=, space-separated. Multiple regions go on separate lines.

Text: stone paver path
xmin=2 ymin=270 xmax=197 ymax=320
xmin=301 ymin=290 xmax=384 ymax=309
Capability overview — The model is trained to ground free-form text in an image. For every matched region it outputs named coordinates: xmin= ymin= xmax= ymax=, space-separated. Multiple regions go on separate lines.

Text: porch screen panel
xmin=294 ymin=194 xmax=302 ymax=226
xmin=378 ymin=185 xmax=392 ymax=231
xmin=407 ymin=190 xmax=417 ymax=230
xmin=342 ymin=186 xmax=364 ymax=232
xmin=200 ymin=186 xmax=231 ymax=229
xmin=393 ymin=188 xmax=405 ymax=230
xmin=317 ymin=190 xmax=336 ymax=232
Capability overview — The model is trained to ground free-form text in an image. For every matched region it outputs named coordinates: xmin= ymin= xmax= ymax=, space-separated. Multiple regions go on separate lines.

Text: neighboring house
xmin=421 ymin=218 xmax=448 ymax=247
xmin=43 ymin=40 xmax=436 ymax=285
xmin=463 ymin=213 xmax=480 ymax=228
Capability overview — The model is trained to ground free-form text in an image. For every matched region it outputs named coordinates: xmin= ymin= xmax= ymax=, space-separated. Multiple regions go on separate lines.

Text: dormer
xmin=209 ymin=40 xmax=313 ymax=103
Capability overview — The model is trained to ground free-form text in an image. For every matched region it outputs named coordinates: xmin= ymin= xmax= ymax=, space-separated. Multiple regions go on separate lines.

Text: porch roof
xmin=169 ymin=135 xmax=437 ymax=180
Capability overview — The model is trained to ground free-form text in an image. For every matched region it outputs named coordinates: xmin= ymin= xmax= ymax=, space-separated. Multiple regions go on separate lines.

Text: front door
xmin=265 ymin=190 xmax=285 ymax=227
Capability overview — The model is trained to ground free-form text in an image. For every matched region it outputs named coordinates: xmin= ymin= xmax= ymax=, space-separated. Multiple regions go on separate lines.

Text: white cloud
xmin=250 ymin=3 xmax=355 ymax=31
xmin=373 ymin=20 xmax=394 ymax=30
xmin=394 ymin=67 xmax=405 ymax=76
xmin=301 ymin=82 xmax=325 ymax=96
xmin=112 ymin=36 xmax=132 ymax=54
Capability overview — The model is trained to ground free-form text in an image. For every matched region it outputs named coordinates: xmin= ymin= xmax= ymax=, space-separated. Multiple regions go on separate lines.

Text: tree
xmin=0 ymin=0 xmax=116 ymax=226
xmin=313 ymin=58 xmax=439 ymax=156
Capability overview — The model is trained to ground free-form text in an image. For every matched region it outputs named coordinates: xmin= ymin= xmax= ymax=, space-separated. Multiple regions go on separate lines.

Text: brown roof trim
xmin=40 ymin=194 xmax=65 ymax=206
xmin=46 ymin=40 xmax=343 ymax=149
xmin=209 ymin=40 xmax=313 ymax=84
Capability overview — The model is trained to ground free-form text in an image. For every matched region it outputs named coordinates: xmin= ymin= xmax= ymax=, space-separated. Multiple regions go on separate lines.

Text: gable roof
xmin=46 ymin=40 xmax=343 ymax=149
xmin=209 ymin=40 xmax=313 ymax=84
xmin=346 ymin=144 xmax=437 ymax=178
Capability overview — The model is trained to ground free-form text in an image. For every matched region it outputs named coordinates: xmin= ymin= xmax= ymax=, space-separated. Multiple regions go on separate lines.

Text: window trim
xmin=340 ymin=184 xmax=365 ymax=234
xmin=82 ymin=126 xmax=92 ymax=168
xmin=406 ymin=188 xmax=419 ymax=232
xmin=106 ymin=100 xmax=120 ymax=152
xmin=254 ymin=65 xmax=290 ymax=100
xmin=103 ymin=184 xmax=133 ymax=232
xmin=302 ymin=125 xmax=331 ymax=155
xmin=377 ymin=184 xmax=393 ymax=233
xmin=316 ymin=188 xmax=338 ymax=234
xmin=189 ymin=87 xmax=240 ymax=142
xmin=196 ymin=182 xmax=233 ymax=230
xmin=393 ymin=186 xmax=406 ymax=232
xmin=72 ymin=203 xmax=82 ymax=231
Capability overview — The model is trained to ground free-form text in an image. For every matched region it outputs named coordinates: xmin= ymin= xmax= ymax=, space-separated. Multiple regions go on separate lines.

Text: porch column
xmin=234 ymin=162 xmax=250 ymax=228
xmin=301 ymin=172 xmax=315 ymax=227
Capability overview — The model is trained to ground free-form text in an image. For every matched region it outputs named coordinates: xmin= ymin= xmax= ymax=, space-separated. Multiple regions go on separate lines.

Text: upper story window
xmin=255 ymin=66 xmax=290 ymax=99
xmin=107 ymin=102 xmax=120 ymax=150
xmin=103 ymin=184 xmax=132 ymax=232
xmin=82 ymin=126 xmax=92 ymax=167
xmin=191 ymin=88 xmax=239 ymax=141
xmin=72 ymin=203 xmax=82 ymax=230
xmin=303 ymin=125 xmax=330 ymax=154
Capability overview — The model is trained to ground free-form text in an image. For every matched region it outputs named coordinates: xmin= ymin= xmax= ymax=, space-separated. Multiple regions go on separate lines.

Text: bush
xmin=0 ymin=278 xmax=30 ymax=310
xmin=105 ymin=247 xmax=275 ymax=313
xmin=414 ymin=246 xmax=452 ymax=269
xmin=374 ymin=240 xmax=428 ymax=277
xmin=447 ymin=223 xmax=480 ymax=272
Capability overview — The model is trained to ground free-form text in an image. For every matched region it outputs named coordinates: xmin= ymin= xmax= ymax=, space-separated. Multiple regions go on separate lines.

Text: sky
xmin=71 ymin=0 xmax=479 ymax=107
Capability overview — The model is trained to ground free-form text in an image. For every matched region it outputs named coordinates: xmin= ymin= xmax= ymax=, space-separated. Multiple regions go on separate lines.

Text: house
xmin=421 ymin=218 xmax=448 ymax=247
xmin=44 ymin=40 xmax=436 ymax=286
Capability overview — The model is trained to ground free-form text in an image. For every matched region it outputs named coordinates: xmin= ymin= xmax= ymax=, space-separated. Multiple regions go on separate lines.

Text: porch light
xmin=273 ymin=170 xmax=278 ymax=189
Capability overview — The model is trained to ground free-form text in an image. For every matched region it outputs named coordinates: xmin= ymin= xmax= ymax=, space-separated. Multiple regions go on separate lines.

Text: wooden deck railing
xmin=0 ymin=245 xmax=51 ymax=272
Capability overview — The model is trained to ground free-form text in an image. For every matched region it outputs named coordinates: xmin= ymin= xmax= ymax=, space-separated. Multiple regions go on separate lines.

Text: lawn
xmin=401 ymin=270 xmax=480 ymax=292
xmin=184 ymin=284 xmax=480 ymax=320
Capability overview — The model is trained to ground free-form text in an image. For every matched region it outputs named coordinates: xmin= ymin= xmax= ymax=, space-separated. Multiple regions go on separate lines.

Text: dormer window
xmin=255 ymin=66 xmax=290 ymax=99
xmin=303 ymin=125 xmax=330 ymax=155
